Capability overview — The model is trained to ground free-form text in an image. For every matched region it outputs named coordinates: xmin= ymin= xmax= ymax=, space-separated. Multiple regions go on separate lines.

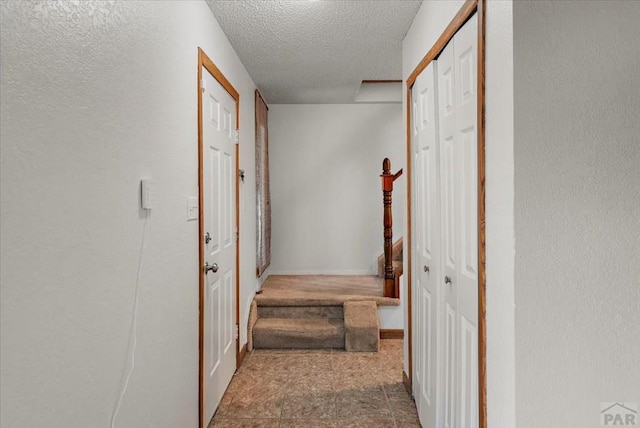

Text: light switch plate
xmin=187 ymin=197 xmax=198 ymax=221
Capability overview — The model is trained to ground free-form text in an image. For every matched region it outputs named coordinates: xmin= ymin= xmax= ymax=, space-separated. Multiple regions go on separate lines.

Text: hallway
xmin=210 ymin=339 xmax=419 ymax=427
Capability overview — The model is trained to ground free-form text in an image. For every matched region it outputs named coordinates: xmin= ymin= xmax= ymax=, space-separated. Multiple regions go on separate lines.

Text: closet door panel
xmin=437 ymin=40 xmax=457 ymax=428
xmin=412 ymin=62 xmax=441 ymax=428
xmin=454 ymin=14 xmax=479 ymax=428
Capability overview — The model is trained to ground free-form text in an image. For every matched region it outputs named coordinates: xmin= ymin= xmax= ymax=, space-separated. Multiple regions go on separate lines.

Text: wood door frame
xmin=197 ymin=47 xmax=241 ymax=428
xmin=404 ymin=0 xmax=486 ymax=426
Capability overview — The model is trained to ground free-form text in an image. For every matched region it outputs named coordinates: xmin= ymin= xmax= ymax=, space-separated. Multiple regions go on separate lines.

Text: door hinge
xmin=200 ymin=78 xmax=206 ymax=92
xmin=234 ymin=324 xmax=239 ymax=340
xmin=234 ymin=130 xmax=239 ymax=144
xmin=236 ymin=227 xmax=239 ymax=243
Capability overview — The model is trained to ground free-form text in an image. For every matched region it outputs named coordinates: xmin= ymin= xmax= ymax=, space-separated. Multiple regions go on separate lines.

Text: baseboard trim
xmin=380 ymin=329 xmax=404 ymax=339
xmin=403 ymin=370 xmax=412 ymax=395
xmin=237 ymin=343 xmax=247 ymax=369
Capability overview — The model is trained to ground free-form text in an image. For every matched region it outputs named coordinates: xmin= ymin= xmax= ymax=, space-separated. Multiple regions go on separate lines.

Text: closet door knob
xmin=423 ymin=265 xmax=430 ymax=273
xmin=444 ymin=276 xmax=452 ymax=285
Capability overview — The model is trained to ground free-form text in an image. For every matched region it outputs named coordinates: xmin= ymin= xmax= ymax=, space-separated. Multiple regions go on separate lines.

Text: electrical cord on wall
xmin=110 ymin=211 xmax=150 ymax=428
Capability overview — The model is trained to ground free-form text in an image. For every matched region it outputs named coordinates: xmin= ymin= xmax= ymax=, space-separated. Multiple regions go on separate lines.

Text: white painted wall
xmin=513 ymin=2 xmax=640 ymax=427
xmin=403 ymin=1 xmax=516 ymax=426
xmin=0 ymin=1 xmax=262 ymax=427
xmin=268 ymin=104 xmax=405 ymax=275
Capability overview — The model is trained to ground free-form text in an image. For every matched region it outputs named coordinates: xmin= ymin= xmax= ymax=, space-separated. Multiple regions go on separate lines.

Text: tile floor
xmin=209 ymin=339 xmax=421 ymax=428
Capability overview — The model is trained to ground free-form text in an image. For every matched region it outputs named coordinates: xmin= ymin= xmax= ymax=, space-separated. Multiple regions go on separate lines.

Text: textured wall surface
xmin=0 ymin=1 xmax=260 ymax=426
xmin=514 ymin=1 xmax=640 ymax=426
xmin=268 ymin=104 xmax=404 ymax=275
xmin=403 ymin=1 xmax=517 ymax=426
xmin=206 ymin=0 xmax=421 ymax=103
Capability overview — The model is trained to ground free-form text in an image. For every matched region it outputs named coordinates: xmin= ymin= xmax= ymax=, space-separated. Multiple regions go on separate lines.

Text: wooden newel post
xmin=381 ymin=158 xmax=395 ymax=298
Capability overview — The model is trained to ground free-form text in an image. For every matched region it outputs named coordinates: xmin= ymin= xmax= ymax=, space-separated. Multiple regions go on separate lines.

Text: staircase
xmin=248 ymin=275 xmax=400 ymax=352
xmin=249 ymin=159 xmax=405 ymax=352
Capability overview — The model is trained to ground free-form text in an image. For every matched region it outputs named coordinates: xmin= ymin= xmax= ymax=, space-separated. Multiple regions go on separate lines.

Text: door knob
xmin=423 ymin=265 xmax=430 ymax=273
xmin=444 ymin=276 xmax=452 ymax=285
xmin=205 ymin=232 xmax=211 ymax=244
xmin=204 ymin=262 xmax=219 ymax=274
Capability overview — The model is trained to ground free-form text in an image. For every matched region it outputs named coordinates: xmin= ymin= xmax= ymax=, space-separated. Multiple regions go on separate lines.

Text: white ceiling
xmin=206 ymin=0 xmax=422 ymax=104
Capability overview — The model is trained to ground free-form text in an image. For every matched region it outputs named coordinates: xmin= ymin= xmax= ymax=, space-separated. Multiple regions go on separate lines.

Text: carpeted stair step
xmin=344 ymin=300 xmax=380 ymax=352
xmin=257 ymin=305 xmax=343 ymax=319
xmin=252 ymin=317 xmax=345 ymax=349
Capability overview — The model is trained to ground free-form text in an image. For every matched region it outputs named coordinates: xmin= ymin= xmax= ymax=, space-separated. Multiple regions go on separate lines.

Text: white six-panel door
xmin=453 ymin=16 xmax=478 ymax=428
xmin=437 ymin=37 xmax=459 ymax=428
xmin=411 ymin=12 xmax=478 ymax=428
xmin=202 ymin=66 xmax=237 ymax=424
xmin=412 ymin=61 xmax=441 ymax=428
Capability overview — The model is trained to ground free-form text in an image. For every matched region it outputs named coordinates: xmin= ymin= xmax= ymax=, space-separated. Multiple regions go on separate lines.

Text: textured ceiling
xmin=206 ymin=0 xmax=422 ymax=104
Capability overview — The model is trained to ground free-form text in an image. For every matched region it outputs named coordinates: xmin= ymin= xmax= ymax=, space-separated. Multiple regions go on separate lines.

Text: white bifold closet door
xmin=411 ymin=12 xmax=478 ymax=428
xmin=412 ymin=60 xmax=441 ymax=427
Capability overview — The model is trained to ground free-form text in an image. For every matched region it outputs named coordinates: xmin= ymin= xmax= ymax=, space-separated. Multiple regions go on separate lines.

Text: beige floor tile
xmin=209 ymin=419 xmax=279 ymax=428
xmin=287 ymin=353 xmax=334 ymax=372
xmin=333 ymin=371 xmax=389 ymax=393
xmin=240 ymin=353 xmax=293 ymax=373
xmin=335 ymin=390 xmax=392 ymax=420
xmin=336 ymin=417 xmax=396 ymax=428
xmin=335 ymin=388 xmax=387 ymax=403
xmin=216 ymin=388 xmax=285 ymax=419
xmin=392 ymin=420 xmax=421 ymax=427
xmin=251 ymin=348 xmax=292 ymax=354
xmin=382 ymin=380 xmax=411 ymax=398
xmin=287 ymin=370 xmax=335 ymax=395
xmin=388 ymin=395 xmax=420 ymax=421
xmin=379 ymin=339 xmax=403 ymax=351
xmin=279 ymin=419 xmax=338 ymax=427
xmin=370 ymin=355 xmax=404 ymax=372
xmin=281 ymin=393 xmax=337 ymax=419
xmin=331 ymin=353 xmax=378 ymax=372
xmin=251 ymin=348 xmax=335 ymax=355
xmin=225 ymin=371 xmax=288 ymax=398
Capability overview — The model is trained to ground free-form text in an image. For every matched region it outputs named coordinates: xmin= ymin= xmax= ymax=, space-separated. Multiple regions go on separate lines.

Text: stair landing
xmin=255 ymin=275 xmax=400 ymax=307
